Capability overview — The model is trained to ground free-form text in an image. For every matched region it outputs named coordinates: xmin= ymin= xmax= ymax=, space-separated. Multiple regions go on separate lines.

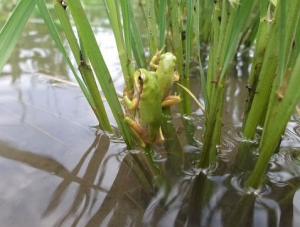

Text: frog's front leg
xmin=149 ymin=46 xmax=166 ymax=69
xmin=162 ymin=95 xmax=181 ymax=108
xmin=124 ymin=116 xmax=147 ymax=147
xmin=123 ymin=94 xmax=139 ymax=110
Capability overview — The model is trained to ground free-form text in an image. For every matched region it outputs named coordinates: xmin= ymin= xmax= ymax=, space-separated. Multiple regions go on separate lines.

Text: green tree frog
xmin=123 ymin=69 xmax=164 ymax=147
xmin=150 ymin=48 xmax=181 ymax=107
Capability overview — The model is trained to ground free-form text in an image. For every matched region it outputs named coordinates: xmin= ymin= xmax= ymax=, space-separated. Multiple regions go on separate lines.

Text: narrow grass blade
xmin=220 ymin=0 xmax=258 ymax=80
xmin=169 ymin=0 xmax=192 ymax=117
xmin=176 ymin=82 xmax=205 ymax=114
xmin=246 ymin=0 xmax=300 ymax=189
xmin=246 ymin=51 xmax=300 ymax=189
xmin=158 ymin=0 xmax=167 ymax=49
xmin=104 ymin=0 xmax=135 ymax=91
xmin=66 ymin=0 xmax=133 ymax=148
xmin=120 ymin=0 xmax=132 ymax=60
xmin=198 ymin=0 xmax=214 ymax=42
xmin=242 ymin=0 xmax=299 ymax=139
xmin=277 ymin=0 xmax=299 ymax=89
xmin=199 ymin=0 xmax=259 ymax=168
xmin=0 ymin=0 xmax=37 ymax=72
xmin=195 ymin=0 xmax=208 ymax=109
xmin=127 ymin=3 xmax=147 ymax=68
xmin=242 ymin=0 xmax=271 ymax=130
xmin=146 ymin=0 xmax=158 ymax=56
xmin=169 ymin=0 xmax=184 ymax=76
xmin=51 ymin=0 xmax=112 ymax=131
xmin=36 ymin=0 xmax=92 ymax=105
xmin=184 ymin=0 xmax=194 ymax=83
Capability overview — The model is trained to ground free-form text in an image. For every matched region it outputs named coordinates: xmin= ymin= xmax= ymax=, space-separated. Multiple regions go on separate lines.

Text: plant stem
xmin=146 ymin=0 xmax=158 ymax=57
xmin=158 ymin=0 xmax=167 ymax=49
xmin=105 ymin=0 xmax=135 ymax=92
xmin=199 ymin=0 xmax=257 ymax=167
xmin=53 ymin=0 xmax=111 ymax=130
xmin=246 ymin=0 xmax=300 ymax=189
xmin=66 ymin=0 xmax=133 ymax=148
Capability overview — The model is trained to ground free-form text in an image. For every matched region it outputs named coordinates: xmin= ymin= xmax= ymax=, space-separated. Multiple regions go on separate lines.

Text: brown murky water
xmin=1 ymin=2 xmax=300 ymax=227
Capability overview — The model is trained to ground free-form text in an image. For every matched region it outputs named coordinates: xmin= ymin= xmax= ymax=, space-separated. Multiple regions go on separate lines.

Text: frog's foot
xmin=155 ymin=127 xmax=165 ymax=144
xmin=124 ymin=117 xmax=146 ymax=147
xmin=123 ymin=93 xmax=139 ymax=110
xmin=174 ymin=71 xmax=180 ymax=82
xmin=162 ymin=94 xmax=181 ymax=108
xmin=150 ymin=45 xmax=166 ymax=69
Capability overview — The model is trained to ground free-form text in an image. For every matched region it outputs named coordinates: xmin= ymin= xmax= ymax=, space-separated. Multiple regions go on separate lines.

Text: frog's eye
xmin=138 ymin=72 xmax=144 ymax=85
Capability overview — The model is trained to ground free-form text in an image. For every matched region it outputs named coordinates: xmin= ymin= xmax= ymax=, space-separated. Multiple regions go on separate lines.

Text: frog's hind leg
xmin=124 ymin=117 xmax=147 ymax=147
xmin=162 ymin=94 xmax=181 ymax=108
xmin=149 ymin=45 xmax=166 ymax=69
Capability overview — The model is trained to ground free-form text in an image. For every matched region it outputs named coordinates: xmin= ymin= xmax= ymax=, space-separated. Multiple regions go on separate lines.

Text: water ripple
xmin=283 ymin=127 xmax=300 ymax=142
xmin=293 ymin=122 xmax=300 ymax=137
xmin=284 ymin=148 xmax=300 ymax=166
xmin=268 ymin=148 xmax=300 ymax=186
xmin=231 ymin=173 xmax=271 ymax=196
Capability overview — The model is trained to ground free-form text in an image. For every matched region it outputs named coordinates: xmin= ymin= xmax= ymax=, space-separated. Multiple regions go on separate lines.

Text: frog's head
xmin=133 ymin=69 xmax=146 ymax=94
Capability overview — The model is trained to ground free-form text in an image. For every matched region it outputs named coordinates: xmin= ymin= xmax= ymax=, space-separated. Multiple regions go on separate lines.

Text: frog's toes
xmin=162 ymin=95 xmax=182 ymax=108
xmin=156 ymin=45 xmax=166 ymax=57
xmin=150 ymin=46 xmax=166 ymax=69
xmin=155 ymin=127 xmax=165 ymax=144
xmin=174 ymin=71 xmax=180 ymax=81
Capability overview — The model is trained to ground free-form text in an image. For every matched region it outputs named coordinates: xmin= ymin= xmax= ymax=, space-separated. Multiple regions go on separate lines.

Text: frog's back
xmin=138 ymin=73 xmax=162 ymax=141
xmin=139 ymin=75 xmax=162 ymax=124
xmin=156 ymin=53 xmax=177 ymax=98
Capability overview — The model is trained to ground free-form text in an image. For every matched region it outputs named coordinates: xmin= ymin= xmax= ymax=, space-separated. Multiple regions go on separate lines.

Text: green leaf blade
xmin=0 ymin=0 xmax=37 ymax=72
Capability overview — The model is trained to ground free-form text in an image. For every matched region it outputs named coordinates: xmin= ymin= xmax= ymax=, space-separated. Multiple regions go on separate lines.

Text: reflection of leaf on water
xmin=0 ymin=127 xmax=147 ymax=226
xmin=0 ymin=135 xmax=109 ymax=226
xmin=43 ymin=135 xmax=159 ymax=226
xmin=39 ymin=132 xmax=154 ymax=227
xmin=43 ymin=133 xmax=110 ymax=227
xmin=86 ymin=155 xmax=153 ymax=226
xmin=0 ymin=142 xmax=100 ymax=188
